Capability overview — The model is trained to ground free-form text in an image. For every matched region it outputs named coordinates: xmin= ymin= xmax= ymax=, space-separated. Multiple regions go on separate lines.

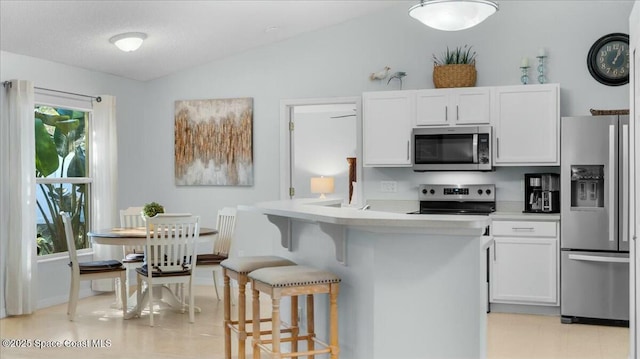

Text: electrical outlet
xmin=380 ymin=181 xmax=397 ymax=193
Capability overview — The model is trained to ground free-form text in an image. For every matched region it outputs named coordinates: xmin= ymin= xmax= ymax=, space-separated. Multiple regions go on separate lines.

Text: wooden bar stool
xmin=249 ymin=265 xmax=341 ymax=359
xmin=220 ymin=256 xmax=296 ymax=359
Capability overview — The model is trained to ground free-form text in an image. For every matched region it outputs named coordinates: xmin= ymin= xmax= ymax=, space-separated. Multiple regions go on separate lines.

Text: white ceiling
xmin=0 ymin=0 xmax=401 ymax=82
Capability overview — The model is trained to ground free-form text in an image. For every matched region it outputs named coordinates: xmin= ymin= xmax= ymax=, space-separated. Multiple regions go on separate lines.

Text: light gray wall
xmin=0 ymin=1 xmax=634 ymax=312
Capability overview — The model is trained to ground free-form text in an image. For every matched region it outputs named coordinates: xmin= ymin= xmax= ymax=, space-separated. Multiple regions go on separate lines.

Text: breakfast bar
xmin=241 ymin=199 xmax=492 ymax=359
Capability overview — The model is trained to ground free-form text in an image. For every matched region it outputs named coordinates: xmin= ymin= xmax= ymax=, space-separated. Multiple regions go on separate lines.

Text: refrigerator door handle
xmin=568 ymin=254 xmax=629 ymax=264
xmin=622 ymin=123 xmax=629 ymax=243
xmin=608 ymin=124 xmax=616 ymax=243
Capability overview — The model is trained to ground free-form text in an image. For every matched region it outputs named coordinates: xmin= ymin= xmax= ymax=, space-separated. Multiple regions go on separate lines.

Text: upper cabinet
xmin=362 ymin=90 xmax=415 ymax=167
xmin=416 ymin=87 xmax=491 ymax=126
xmin=492 ymin=84 xmax=560 ymax=166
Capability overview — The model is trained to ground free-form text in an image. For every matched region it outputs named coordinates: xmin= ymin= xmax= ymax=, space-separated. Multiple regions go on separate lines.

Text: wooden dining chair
xmin=61 ymin=211 xmax=127 ymax=321
xmin=196 ymin=207 xmax=237 ymax=300
xmin=136 ymin=214 xmax=200 ymax=326
xmin=119 ymin=207 xmax=145 ymax=295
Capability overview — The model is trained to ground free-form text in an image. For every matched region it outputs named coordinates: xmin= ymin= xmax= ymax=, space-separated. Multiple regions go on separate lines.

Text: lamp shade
xmin=109 ymin=32 xmax=147 ymax=52
xmin=310 ymin=176 xmax=335 ymax=199
xmin=409 ymin=0 xmax=498 ymax=31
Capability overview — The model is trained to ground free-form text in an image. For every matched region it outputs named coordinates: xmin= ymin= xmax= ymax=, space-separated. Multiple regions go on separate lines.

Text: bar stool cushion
xmin=249 ymin=265 xmax=341 ymax=288
xmin=221 ymin=256 xmax=295 ymax=275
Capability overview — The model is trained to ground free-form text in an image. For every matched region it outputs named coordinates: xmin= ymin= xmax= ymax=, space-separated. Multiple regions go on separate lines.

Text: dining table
xmin=88 ymin=226 xmax=218 ymax=319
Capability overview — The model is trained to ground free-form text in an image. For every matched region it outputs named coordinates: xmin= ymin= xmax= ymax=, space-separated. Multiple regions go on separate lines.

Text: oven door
xmin=412 ymin=126 xmax=491 ymax=171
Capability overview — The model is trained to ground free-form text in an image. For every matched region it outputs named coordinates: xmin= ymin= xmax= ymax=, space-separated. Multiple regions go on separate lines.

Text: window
xmin=35 ymin=105 xmax=91 ymax=255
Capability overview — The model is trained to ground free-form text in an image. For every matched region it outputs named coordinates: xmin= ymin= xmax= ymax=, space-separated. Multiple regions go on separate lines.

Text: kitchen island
xmin=241 ymin=198 xmax=492 ymax=359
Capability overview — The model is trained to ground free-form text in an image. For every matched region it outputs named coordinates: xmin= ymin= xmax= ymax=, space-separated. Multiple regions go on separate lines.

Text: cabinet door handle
xmin=496 ymin=137 xmax=500 ymax=158
xmin=456 ymin=105 xmax=459 ymax=122
xmin=445 ymin=106 xmax=448 ymax=122
xmin=512 ymin=227 xmax=535 ymax=232
xmin=406 ymin=141 xmax=410 ymax=160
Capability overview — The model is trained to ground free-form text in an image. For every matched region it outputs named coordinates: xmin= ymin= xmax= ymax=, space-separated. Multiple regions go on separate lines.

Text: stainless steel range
xmin=414 ymin=184 xmax=496 ymax=215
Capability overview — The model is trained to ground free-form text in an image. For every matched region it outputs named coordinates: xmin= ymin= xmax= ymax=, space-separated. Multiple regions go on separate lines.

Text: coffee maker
xmin=524 ymin=173 xmax=560 ymax=213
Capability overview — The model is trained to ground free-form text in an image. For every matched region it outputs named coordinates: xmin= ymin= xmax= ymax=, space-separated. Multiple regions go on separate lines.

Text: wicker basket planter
xmin=433 ymin=63 xmax=477 ymax=88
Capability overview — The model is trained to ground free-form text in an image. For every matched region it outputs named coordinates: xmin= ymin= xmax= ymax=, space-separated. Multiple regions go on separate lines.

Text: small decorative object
xmin=432 ymin=45 xmax=477 ymax=88
xmin=536 ymin=48 xmax=547 ymax=84
xmin=142 ymin=202 xmax=165 ymax=218
xmin=587 ymin=33 xmax=629 ymax=86
xmin=387 ymin=71 xmax=407 ymax=89
xmin=370 ymin=66 xmax=391 ymax=81
xmin=520 ymin=57 xmax=529 ymax=85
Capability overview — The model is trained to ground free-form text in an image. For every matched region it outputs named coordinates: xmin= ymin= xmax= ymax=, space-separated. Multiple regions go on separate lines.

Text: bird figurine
xmin=387 ymin=71 xmax=407 ymax=88
xmin=370 ymin=66 xmax=391 ymax=81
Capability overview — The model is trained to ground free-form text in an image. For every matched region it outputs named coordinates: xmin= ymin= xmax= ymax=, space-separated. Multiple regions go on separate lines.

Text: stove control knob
xmin=429 ymin=189 xmax=435 ymax=195
xmin=477 ymin=189 xmax=483 ymax=195
xmin=485 ymin=189 xmax=492 ymax=195
xmin=422 ymin=189 xmax=428 ymax=195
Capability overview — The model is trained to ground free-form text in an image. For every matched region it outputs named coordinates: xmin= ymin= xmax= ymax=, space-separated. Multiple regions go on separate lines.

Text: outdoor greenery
xmin=34 ymin=106 xmax=89 ymax=255
xmin=432 ymin=45 xmax=477 ymax=65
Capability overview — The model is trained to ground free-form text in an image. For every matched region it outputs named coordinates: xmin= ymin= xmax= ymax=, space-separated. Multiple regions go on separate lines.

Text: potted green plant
xmin=432 ymin=45 xmax=477 ymax=88
xmin=142 ymin=202 xmax=165 ymax=218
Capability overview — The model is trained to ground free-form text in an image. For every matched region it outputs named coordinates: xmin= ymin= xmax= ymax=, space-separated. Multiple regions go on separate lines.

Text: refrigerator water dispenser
xmin=570 ymin=165 xmax=604 ymax=208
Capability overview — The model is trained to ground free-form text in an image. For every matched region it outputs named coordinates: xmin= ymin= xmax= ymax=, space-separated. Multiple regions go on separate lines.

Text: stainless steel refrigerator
xmin=560 ymin=115 xmax=630 ymax=324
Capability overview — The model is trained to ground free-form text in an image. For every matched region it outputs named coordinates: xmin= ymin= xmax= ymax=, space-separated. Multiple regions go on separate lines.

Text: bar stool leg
xmin=329 ymin=283 xmax=340 ymax=359
xmin=272 ymin=295 xmax=281 ymax=359
xmin=252 ymin=287 xmax=261 ymax=359
xmin=238 ymin=277 xmax=247 ymax=359
xmin=290 ymin=295 xmax=299 ymax=353
xmin=223 ymin=270 xmax=231 ymax=359
xmin=306 ymin=294 xmax=315 ymax=359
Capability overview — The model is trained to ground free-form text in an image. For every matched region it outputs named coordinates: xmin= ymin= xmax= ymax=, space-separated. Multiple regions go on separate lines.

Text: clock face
xmin=587 ymin=33 xmax=630 ymax=86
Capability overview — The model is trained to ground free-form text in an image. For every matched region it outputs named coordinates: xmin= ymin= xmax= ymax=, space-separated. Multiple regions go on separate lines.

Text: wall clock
xmin=587 ymin=33 xmax=630 ymax=86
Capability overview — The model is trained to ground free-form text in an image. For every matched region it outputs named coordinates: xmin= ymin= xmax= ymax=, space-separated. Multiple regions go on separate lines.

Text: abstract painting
xmin=175 ymin=98 xmax=253 ymax=186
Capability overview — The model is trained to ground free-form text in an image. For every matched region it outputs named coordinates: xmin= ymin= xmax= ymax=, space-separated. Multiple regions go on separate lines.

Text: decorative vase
xmin=433 ymin=63 xmax=477 ymax=88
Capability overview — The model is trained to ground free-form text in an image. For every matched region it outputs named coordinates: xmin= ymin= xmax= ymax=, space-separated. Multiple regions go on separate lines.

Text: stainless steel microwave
xmin=412 ymin=126 xmax=492 ymax=171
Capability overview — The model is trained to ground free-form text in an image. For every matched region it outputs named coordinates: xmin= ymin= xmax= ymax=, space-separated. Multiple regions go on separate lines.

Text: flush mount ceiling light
xmin=109 ymin=32 xmax=147 ymax=52
xmin=409 ymin=0 xmax=498 ymax=31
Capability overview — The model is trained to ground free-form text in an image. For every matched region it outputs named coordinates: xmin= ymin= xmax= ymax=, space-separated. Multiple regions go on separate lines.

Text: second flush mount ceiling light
xmin=109 ymin=32 xmax=147 ymax=52
xmin=409 ymin=0 xmax=499 ymax=31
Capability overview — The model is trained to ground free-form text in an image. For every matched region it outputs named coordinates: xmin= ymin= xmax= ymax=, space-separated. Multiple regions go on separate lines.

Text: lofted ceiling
xmin=0 ymin=0 xmax=401 ymax=82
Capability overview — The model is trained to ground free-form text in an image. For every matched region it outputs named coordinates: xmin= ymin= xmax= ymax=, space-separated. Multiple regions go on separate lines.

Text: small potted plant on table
xmin=141 ymin=202 xmax=165 ymax=229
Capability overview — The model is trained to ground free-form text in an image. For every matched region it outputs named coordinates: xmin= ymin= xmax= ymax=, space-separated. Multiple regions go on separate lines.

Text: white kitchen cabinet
xmin=492 ymin=84 xmax=560 ymax=165
xmin=416 ymin=87 xmax=491 ymax=126
xmin=490 ymin=220 xmax=559 ymax=305
xmin=362 ymin=90 xmax=415 ymax=167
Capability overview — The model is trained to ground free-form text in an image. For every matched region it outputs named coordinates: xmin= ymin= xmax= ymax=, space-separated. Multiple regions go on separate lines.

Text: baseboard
xmin=37 ymin=288 xmax=95 ymax=310
xmin=490 ymin=303 xmax=560 ymax=316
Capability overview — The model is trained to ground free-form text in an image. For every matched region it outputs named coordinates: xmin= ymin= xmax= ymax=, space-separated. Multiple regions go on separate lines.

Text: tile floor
xmin=0 ymin=286 xmax=630 ymax=359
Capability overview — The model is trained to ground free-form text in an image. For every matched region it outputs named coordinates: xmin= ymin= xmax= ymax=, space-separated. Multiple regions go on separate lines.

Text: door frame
xmin=279 ymin=96 xmax=363 ymax=205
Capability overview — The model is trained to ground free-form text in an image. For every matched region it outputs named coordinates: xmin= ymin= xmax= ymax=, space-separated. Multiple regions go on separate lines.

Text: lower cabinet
xmin=490 ymin=220 xmax=559 ymax=306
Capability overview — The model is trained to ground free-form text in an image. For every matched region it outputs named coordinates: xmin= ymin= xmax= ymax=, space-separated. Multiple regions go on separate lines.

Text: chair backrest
xmin=145 ymin=214 xmax=200 ymax=273
xmin=60 ymin=211 xmax=80 ymax=276
xmin=213 ymin=207 xmax=237 ymax=256
xmin=120 ymin=206 xmax=145 ymax=228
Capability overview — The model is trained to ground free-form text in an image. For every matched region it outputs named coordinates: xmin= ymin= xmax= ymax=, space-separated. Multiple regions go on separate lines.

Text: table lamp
xmin=310 ymin=176 xmax=335 ymax=199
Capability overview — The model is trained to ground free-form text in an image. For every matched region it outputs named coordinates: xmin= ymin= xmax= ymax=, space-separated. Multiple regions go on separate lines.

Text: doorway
xmin=279 ymin=97 xmax=362 ymax=206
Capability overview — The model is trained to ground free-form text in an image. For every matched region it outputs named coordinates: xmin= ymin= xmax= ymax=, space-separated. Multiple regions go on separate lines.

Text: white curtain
xmin=3 ymin=80 xmax=38 ymax=315
xmin=90 ymin=95 xmax=120 ymax=291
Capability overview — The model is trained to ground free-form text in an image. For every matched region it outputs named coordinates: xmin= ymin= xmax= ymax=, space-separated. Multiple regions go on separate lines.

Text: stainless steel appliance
xmin=411 ymin=184 xmax=496 ymax=313
xmin=412 ymin=126 xmax=492 ymax=172
xmin=414 ymin=184 xmax=496 ymax=215
xmin=560 ymin=115 xmax=630 ymax=325
xmin=524 ymin=173 xmax=560 ymax=213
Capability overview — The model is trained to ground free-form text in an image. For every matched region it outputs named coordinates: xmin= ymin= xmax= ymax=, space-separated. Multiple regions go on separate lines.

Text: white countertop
xmin=241 ymin=198 xmax=491 ymax=235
